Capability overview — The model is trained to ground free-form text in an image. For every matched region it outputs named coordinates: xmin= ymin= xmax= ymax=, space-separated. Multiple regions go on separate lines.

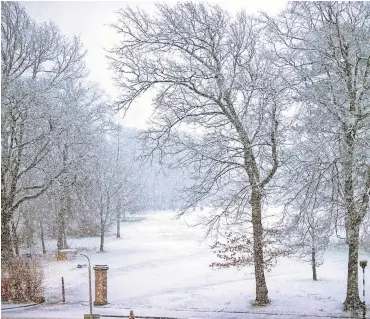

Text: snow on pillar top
xmin=93 ymin=265 xmax=109 ymax=271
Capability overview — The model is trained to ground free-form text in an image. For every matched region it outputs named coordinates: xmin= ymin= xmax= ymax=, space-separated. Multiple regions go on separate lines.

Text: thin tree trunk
xmin=311 ymin=245 xmax=317 ymax=281
xmin=251 ymin=187 xmax=269 ymax=305
xmin=62 ymin=224 xmax=68 ymax=249
xmin=11 ymin=221 xmax=19 ymax=257
xmin=23 ymin=215 xmax=34 ymax=249
xmin=40 ymin=221 xmax=46 ymax=255
xmin=57 ymin=216 xmax=68 ymax=250
xmin=100 ymin=207 xmax=105 ymax=252
xmin=100 ymin=228 xmax=104 ymax=252
xmin=57 ymin=211 xmax=64 ymax=251
xmin=57 ymin=192 xmax=69 ymax=251
xmin=116 ymin=209 xmax=121 ymax=238
xmin=57 ymin=194 xmax=64 ymax=251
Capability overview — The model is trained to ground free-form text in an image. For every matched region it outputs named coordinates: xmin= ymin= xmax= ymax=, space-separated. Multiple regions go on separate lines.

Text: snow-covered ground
xmin=2 ymin=210 xmax=369 ymax=319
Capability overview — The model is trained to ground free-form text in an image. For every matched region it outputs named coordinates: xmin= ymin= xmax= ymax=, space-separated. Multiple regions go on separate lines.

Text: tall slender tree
xmin=266 ymin=2 xmax=370 ymax=311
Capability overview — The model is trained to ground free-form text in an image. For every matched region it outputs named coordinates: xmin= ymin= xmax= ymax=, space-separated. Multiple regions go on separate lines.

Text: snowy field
xmin=2 ymin=209 xmax=369 ymax=319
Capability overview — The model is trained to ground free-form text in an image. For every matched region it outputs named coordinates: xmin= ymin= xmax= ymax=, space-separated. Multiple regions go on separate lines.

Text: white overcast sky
xmin=21 ymin=0 xmax=287 ymax=128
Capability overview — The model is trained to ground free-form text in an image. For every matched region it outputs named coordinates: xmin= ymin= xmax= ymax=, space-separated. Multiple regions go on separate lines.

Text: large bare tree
xmin=1 ymin=2 xmax=86 ymax=259
xmin=108 ymin=3 xmax=290 ymax=305
xmin=266 ymin=2 xmax=370 ymax=311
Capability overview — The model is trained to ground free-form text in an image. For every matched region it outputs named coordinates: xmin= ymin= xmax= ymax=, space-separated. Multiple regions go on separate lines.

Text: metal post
xmin=88 ymin=263 xmax=92 ymax=318
xmin=360 ymin=260 xmax=367 ymax=319
xmin=363 ymin=267 xmax=366 ymax=319
xmin=80 ymin=254 xmax=92 ymax=319
xmin=61 ymin=277 xmax=65 ymax=303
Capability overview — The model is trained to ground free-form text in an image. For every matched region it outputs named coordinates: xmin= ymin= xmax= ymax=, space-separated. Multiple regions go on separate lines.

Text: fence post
xmin=61 ymin=277 xmax=65 ymax=302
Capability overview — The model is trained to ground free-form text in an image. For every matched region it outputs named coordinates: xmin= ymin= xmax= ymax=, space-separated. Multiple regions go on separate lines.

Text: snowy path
xmin=2 ymin=210 xmax=369 ymax=318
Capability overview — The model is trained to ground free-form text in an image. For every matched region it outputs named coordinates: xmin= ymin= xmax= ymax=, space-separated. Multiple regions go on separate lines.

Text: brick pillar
xmin=93 ymin=265 xmax=109 ymax=306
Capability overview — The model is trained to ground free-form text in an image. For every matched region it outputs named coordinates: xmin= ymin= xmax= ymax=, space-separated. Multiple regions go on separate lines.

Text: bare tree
xmin=281 ymin=135 xmax=337 ymax=281
xmin=108 ymin=3 xmax=290 ymax=305
xmin=75 ymin=138 xmax=142 ymax=252
xmin=115 ymin=129 xmax=145 ymax=238
xmin=52 ymin=80 xmax=110 ymax=251
xmin=266 ymin=2 xmax=370 ymax=311
xmin=1 ymin=2 xmax=86 ymax=259
xmin=283 ymin=165 xmax=333 ymax=281
xmin=94 ymin=158 xmax=124 ymax=252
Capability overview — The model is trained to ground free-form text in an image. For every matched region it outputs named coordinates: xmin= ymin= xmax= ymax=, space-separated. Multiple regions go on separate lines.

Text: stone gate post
xmin=93 ymin=265 xmax=109 ymax=306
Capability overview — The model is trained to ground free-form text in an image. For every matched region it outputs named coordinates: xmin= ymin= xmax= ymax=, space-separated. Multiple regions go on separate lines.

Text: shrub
xmin=1 ymin=257 xmax=44 ymax=303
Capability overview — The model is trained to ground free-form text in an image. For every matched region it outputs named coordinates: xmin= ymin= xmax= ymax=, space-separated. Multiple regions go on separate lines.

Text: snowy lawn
xmin=2 ymin=210 xmax=369 ymax=319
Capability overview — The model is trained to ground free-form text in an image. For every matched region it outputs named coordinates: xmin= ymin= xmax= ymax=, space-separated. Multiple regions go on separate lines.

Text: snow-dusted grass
xmin=2 ymin=209 xmax=369 ymax=319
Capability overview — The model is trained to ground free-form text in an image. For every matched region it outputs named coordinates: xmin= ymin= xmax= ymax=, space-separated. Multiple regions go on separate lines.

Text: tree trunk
xmin=62 ymin=226 xmax=68 ymax=249
xmin=57 ymin=215 xmax=68 ymax=250
xmin=343 ymin=223 xmax=362 ymax=311
xmin=40 ymin=221 xmax=46 ymax=255
xmin=342 ymin=126 xmax=362 ymax=312
xmin=100 ymin=228 xmax=104 ymax=252
xmin=116 ymin=209 xmax=121 ymax=238
xmin=251 ymin=187 xmax=270 ymax=305
xmin=1 ymin=217 xmax=13 ymax=260
xmin=23 ymin=215 xmax=34 ymax=249
xmin=57 ymin=195 xmax=69 ymax=251
xmin=57 ymin=212 xmax=64 ymax=251
xmin=11 ymin=221 xmax=19 ymax=257
xmin=311 ymin=245 xmax=317 ymax=281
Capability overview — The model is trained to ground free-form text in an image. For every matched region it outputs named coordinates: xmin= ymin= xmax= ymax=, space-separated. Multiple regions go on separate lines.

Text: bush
xmin=1 ymin=257 xmax=44 ymax=303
